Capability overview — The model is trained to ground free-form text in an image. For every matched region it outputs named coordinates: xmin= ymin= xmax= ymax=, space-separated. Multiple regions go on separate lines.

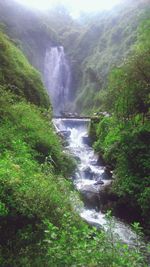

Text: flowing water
xmin=53 ymin=118 xmax=138 ymax=245
xmin=44 ymin=46 xmax=71 ymax=114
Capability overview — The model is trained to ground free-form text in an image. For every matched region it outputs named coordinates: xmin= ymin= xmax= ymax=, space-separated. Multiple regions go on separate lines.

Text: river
xmin=53 ymin=117 xmax=140 ymax=246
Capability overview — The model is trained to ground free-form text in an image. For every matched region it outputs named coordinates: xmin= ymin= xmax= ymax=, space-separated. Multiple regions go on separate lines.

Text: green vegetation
xmin=0 ymin=87 xmax=77 ymax=265
xmin=90 ymin=17 xmax=150 ymax=233
xmin=0 ymin=0 xmax=149 ymax=113
xmin=0 ymin=29 xmax=147 ymax=267
xmin=0 ymin=28 xmax=76 ymax=265
xmin=63 ymin=0 xmax=149 ymax=113
xmin=0 ymin=0 xmax=58 ymax=72
xmin=0 ymin=1 xmax=149 ymax=265
xmin=0 ymin=31 xmax=50 ymax=108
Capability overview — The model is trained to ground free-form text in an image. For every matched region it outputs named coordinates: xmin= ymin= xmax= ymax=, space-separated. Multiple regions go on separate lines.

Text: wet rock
xmin=72 ymin=173 xmax=78 ymax=180
xmin=99 ymin=183 xmax=118 ymax=212
xmin=93 ymin=173 xmax=102 ymax=180
xmin=94 ymin=179 xmax=104 ymax=185
xmin=82 ymin=136 xmax=92 ymax=146
xmin=63 ymin=141 xmax=69 ymax=147
xmin=101 ymin=166 xmax=112 ymax=180
xmin=83 ymin=167 xmax=94 ymax=179
xmin=90 ymin=160 xmax=98 ymax=166
xmin=101 ymin=172 xmax=111 ymax=180
xmin=73 ymin=155 xmax=81 ymax=163
xmin=60 ymin=130 xmax=71 ymax=138
xmin=97 ymin=155 xmax=105 ymax=166
xmin=105 ymin=165 xmax=112 ymax=173
xmin=80 ymin=185 xmax=100 ymax=209
xmin=82 ymin=218 xmax=102 ymax=229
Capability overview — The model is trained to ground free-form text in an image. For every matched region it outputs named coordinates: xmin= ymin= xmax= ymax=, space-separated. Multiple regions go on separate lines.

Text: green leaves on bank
xmin=90 ymin=17 xmax=150 ymax=233
xmin=0 ymin=31 xmax=50 ymax=108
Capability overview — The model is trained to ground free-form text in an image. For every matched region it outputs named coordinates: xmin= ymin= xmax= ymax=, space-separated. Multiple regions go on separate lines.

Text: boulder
xmin=80 ymin=185 xmax=100 ymax=209
xmin=82 ymin=136 xmax=92 ymax=146
xmin=83 ymin=167 xmax=94 ymax=179
xmin=97 ymin=155 xmax=105 ymax=166
xmin=94 ymin=179 xmax=104 ymax=185
xmin=90 ymin=160 xmax=98 ymax=166
xmin=101 ymin=166 xmax=112 ymax=180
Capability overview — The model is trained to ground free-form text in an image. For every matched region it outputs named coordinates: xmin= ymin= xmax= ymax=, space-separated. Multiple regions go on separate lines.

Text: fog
xmin=15 ymin=0 xmax=122 ymax=17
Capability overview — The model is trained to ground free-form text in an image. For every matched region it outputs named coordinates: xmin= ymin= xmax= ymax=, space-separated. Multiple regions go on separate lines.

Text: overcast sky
xmin=15 ymin=0 xmax=122 ymax=17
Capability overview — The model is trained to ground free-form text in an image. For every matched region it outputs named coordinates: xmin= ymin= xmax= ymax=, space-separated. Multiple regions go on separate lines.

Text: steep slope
xmin=0 ymin=3 xmax=149 ymax=266
xmin=61 ymin=0 xmax=150 ymax=113
xmin=0 ymin=29 xmax=77 ymax=266
xmin=0 ymin=0 xmax=58 ymax=73
xmin=0 ymin=30 xmax=50 ymax=107
xmin=0 ymin=0 xmax=149 ymax=114
xmin=90 ymin=16 xmax=150 ymax=233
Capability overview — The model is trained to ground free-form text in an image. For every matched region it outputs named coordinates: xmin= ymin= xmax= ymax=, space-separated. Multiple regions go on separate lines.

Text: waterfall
xmin=44 ymin=46 xmax=71 ymax=115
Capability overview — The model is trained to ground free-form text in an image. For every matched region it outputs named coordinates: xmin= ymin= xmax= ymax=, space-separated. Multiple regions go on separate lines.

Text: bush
xmin=0 ymin=31 xmax=50 ymax=108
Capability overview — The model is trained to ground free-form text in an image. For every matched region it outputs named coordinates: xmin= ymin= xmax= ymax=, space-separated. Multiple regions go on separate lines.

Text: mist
xmin=14 ymin=0 xmax=123 ymax=17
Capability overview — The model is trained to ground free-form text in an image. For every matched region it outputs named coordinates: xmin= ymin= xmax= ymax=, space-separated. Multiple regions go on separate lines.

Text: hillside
xmin=0 ymin=26 xmax=77 ymax=266
xmin=0 ymin=25 xmax=147 ymax=267
xmin=0 ymin=0 xmax=58 ymax=73
xmin=0 ymin=1 xmax=149 ymax=265
xmin=0 ymin=30 xmax=50 ymax=107
xmin=0 ymin=0 xmax=149 ymax=113
xmin=89 ymin=15 xmax=150 ymax=233
xmin=61 ymin=0 xmax=150 ymax=113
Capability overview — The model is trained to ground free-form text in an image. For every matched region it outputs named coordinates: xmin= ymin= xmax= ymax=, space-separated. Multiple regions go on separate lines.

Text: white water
xmin=44 ymin=46 xmax=71 ymax=114
xmin=53 ymin=118 xmax=137 ymax=245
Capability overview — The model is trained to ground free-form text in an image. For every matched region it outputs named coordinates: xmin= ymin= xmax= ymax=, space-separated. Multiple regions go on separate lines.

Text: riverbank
xmin=54 ymin=118 xmax=147 ymax=245
xmin=89 ymin=114 xmax=150 ymax=237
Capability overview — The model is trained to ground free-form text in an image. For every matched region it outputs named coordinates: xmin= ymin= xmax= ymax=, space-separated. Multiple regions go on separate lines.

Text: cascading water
xmin=53 ymin=118 xmax=138 ymax=245
xmin=44 ymin=46 xmax=71 ymax=115
xmin=44 ymin=44 xmax=143 ymax=249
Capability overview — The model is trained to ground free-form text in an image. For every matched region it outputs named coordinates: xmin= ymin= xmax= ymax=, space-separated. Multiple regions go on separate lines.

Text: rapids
xmin=53 ymin=118 xmax=138 ymax=245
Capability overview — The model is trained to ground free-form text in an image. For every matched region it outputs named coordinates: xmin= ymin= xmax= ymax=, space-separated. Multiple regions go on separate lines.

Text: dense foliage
xmin=90 ymin=17 xmax=150 ymax=233
xmin=0 ymin=1 xmax=149 ymax=265
xmin=0 ymin=28 xmax=77 ymax=265
xmin=0 ymin=0 xmax=149 ymax=112
xmin=0 ymin=0 xmax=58 ymax=73
xmin=67 ymin=0 xmax=150 ymax=113
xmin=0 ymin=31 xmax=50 ymax=108
xmin=0 ymin=39 xmax=147 ymax=267
xmin=0 ymin=87 xmax=77 ymax=265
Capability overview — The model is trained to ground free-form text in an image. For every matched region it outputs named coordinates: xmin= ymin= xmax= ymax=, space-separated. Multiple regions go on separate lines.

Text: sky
xmin=15 ymin=0 xmax=122 ymax=17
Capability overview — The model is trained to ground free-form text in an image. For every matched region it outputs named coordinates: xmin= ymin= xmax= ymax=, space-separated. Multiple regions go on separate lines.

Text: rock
xmin=94 ymin=180 xmax=104 ymax=185
xmin=73 ymin=155 xmax=81 ymax=163
xmin=98 ymin=183 xmax=118 ymax=212
xmin=90 ymin=160 xmax=98 ymax=166
xmin=101 ymin=172 xmax=111 ymax=180
xmin=83 ymin=167 xmax=94 ymax=179
xmin=101 ymin=166 xmax=112 ymax=180
xmin=105 ymin=165 xmax=112 ymax=173
xmin=72 ymin=173 xmax=77 ymax=180
xmin=97 ymin=155 xmax=105 ymax=166
xmin=82 ymin=136 xmax=92 ymax=146
xmin=60 ymin=130 xmax=71 ymax=138
xmin=80 ymin=185 xmax=100 ymax=209
xmin=93 ymin=173 xmax=101 ymax=180
xmin=82 ymin=217 xmax=102 ymax=229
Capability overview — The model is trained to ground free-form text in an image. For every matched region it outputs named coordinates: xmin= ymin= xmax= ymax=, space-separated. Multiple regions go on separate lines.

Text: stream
xmin=53 ymin=118 xmax=138 ymax=245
